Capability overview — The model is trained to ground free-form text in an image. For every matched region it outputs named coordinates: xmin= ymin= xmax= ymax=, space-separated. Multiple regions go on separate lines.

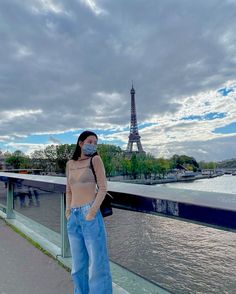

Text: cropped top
xmin=66 ymin=155 xmax=107 ymax=218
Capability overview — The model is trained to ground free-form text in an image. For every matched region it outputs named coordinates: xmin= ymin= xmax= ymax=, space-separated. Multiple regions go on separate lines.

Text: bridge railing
xmin=0 ymin=172 xmax=235 ymax=293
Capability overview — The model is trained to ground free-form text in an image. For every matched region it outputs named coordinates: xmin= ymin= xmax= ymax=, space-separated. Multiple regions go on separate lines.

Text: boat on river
xmin=177 ymin=171 xmax=196 ymax=181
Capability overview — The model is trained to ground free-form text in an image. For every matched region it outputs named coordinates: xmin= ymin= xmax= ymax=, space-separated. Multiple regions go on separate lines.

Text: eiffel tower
xmin=126 ymin=84 xmax=145 ymax=154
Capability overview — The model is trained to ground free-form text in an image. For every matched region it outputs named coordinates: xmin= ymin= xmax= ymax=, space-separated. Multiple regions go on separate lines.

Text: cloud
xmin=0 ymin=0 xmax=236 ymax=160
xmin=79 ymin=0 xmax=107 ymax=16
xmin=31 ymin=0 xmax=67 ymax=15
xmin=5 ymin=142 xmax=49 ymax=155
xmin=48 ymin=136 xmax=62 ymax=144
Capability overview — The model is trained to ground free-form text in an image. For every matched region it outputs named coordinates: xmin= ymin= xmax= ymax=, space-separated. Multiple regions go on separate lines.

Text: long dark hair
xmin=72 ymin=130 xmax=98 ymax=160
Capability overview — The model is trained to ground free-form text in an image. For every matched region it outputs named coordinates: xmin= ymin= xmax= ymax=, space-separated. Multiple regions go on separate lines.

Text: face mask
xmin=82 ymin=144 xmax=97 ymax=156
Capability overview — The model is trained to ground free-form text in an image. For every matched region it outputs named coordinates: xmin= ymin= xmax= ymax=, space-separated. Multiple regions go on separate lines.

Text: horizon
xmin=1 ymin=142 xmax=236 ymax=164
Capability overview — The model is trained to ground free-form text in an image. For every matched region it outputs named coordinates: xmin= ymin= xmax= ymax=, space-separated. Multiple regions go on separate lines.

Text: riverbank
xmin=109 ymin=173 xmax=222 ymax=185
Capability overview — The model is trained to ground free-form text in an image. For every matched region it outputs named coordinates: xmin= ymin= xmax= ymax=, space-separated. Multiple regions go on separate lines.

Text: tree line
xmin=0 ymin=144 xmax=223 ymax=178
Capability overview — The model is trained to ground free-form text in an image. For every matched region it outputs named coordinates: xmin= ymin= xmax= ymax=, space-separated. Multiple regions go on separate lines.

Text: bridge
xmin=0 ymin=172 xmax=235 ymax=293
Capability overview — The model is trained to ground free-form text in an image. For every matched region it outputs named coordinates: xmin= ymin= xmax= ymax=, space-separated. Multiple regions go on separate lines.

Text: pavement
xmin=0 ymin=218 xmax=74 ymax=294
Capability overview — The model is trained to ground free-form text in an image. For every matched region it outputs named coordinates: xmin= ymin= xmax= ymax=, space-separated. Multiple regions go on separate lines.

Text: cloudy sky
xmin=0 ymin=0 xmax=236 ymax=161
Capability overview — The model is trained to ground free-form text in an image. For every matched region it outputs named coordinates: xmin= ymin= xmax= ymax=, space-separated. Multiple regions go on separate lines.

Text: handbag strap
xmin=90 ymin=156 xmax=113 ymax=199
xmin=90 ymin=156 xmax=97 ymax=184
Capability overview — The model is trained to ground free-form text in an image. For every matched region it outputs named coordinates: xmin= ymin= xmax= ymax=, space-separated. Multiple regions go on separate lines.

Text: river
xmin=165 ymin=174 xmax=236 ymax=194
xmin=106 ymin=175 xmax=236 ymax=294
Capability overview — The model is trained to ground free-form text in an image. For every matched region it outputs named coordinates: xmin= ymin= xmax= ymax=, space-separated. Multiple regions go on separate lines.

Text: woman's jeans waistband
xmin=70 ymin=200 xmax=94 ymax=211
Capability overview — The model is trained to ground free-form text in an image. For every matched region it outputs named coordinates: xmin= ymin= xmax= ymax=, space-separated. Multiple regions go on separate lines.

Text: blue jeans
xmin=67 ymin=202 xmax=112 ymax=294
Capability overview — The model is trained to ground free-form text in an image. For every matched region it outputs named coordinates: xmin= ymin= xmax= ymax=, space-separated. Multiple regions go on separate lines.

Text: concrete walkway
xmin=0 ymin=218 xmax=74 ymax=294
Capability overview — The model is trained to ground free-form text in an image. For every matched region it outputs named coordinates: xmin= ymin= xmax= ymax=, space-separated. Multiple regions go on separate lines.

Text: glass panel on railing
xmin=0 ymin=180 xmax=7 ymax=208
xmin=105 ymin=208 xmax=236 ymax=294
xmin=13 ymin=181 xmax=61 ymax=234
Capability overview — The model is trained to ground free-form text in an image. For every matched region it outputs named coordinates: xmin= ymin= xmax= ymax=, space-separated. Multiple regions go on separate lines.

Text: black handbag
xmin=90 ymin=157 xmax=113 ymax=217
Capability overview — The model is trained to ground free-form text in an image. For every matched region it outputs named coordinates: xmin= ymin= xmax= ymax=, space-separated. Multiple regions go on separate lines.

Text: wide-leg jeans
xmin=67 ymin=202 xmax=112 ymax=294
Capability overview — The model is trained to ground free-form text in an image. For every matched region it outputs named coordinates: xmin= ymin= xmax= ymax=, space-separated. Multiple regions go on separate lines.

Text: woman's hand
xmin=85 ymin=212 xmax=95 ymax=221
xmin=65 ymin=209 xmax=71 ymax=220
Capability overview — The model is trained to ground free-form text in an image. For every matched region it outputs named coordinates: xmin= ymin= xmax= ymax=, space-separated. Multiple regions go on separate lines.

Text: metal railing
xmin=0 ymin=172 xmax=236 ymax=294
xmin=1 ymin=172 xmax=236 ymax=253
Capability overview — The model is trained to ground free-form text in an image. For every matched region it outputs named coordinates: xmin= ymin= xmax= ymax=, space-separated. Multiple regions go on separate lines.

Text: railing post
xmin=6 ymin=181 xmax=15 ymax=219
xmin=61 ymin=193 xmax=71 ymax=258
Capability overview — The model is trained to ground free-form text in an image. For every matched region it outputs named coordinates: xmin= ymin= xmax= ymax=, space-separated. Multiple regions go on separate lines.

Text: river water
xmin=166 ymin=174 xmax=236 ymax=194
xmin=106 ymin=175 xmax=236 ymax=294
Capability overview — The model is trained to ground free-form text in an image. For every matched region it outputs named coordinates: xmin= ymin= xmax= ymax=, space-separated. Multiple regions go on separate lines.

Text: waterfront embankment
xmin=109 ymin=173 xmax=221 ymax=185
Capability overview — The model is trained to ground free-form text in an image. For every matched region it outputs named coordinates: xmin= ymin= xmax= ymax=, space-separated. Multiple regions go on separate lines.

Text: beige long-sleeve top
xmin=66 ymin=155 xmax=107 ymax=218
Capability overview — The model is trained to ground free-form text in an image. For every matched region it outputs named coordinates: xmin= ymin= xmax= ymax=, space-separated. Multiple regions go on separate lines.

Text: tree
xmin=121 ymin=157 xmax=131 ymax=177
xmin=130 ymin=153 xmax=138 ymax=179
xmin=30 ymin=149 xmax=47 ymax=170
xmin=43 ymin=145 xmax=57 ymax=172
xmin=56 ymin=144 xmax=76 ymax=172
xmin=5 ymin=150 xmax=30 ymax=169
xmin=30 ymin=146 xmax=58 ymax=172
xmin=97 ymin=144 xmax=122 ymax=177
xmin=156 ymin=158 xmax=170 ymax=178
xmin=138 ymin=154 xmax=154 ymax=179
xmin=207 ymin=161 xmax=216 ymax=170
xmin=7 ymin=142 xmax=210 ymax=180
xmin=170 ymin=154 xmax=199 ymax=171
xmin=199 ymin=161 xmax=216 ymax=170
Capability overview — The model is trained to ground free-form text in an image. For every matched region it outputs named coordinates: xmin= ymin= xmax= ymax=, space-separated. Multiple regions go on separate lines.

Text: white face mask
xmin=82 ymin=144 xmax=97 ymax=156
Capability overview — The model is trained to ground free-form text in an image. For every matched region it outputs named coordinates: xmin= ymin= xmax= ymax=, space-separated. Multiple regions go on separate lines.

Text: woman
xmin=66 ymin=130 xmax=112 ymax=294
